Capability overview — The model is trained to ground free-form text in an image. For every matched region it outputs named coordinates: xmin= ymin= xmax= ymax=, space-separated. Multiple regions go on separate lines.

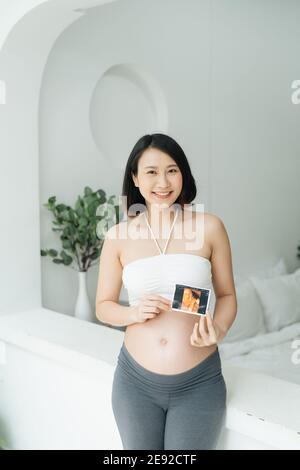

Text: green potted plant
xmin=41 ymin=186 xmax=121 ymax=322
xmin=0 ymin=435 xmax=8 ymax=450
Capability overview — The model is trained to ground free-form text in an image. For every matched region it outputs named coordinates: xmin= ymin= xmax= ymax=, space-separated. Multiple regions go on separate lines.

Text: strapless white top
xmin=122 ymin=208 xmax=213 ymax=307
xmin=122 ymin=253 xmax=212 ymax=306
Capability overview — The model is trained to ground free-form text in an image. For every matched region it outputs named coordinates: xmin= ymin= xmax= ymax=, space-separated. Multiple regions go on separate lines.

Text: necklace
xmin=143 ymin=208 xmax=179 ymax=255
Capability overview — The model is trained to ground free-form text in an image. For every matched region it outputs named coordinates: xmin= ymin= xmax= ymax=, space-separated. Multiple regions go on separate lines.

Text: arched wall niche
xmin=0 ymin=0 xmax=118 ymax=314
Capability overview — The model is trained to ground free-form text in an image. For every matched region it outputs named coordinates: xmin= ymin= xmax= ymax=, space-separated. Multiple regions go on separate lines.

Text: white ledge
xmin=222 ymin=365 xmax=300 ymax=449
xmin=0 ymin=308 xmax=119 ymax=379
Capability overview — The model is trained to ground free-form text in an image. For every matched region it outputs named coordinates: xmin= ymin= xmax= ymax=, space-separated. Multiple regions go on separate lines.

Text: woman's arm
xmin=95 ymin=224 xmax=137 ymax=327
xmin=209 ymin=215 xmax=237 ymax=341
xmin=190 ymin=214 xmax=237 ymax=348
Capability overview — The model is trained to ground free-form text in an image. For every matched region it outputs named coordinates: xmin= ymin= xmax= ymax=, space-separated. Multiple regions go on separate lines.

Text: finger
xmin=191 ymin=324 xmax=204 ymax=347
xmin=190 ymin=327 xmax=198 ymax=346
xmin=143 ymin=306 xmax=159 ymax=313
xmin=144 ymin=299 xmax=170 ymax=307
xmin=142 ymin=294 xmax=160 ymax=301
xmin=142 ymin=310 xmax=159 ymax=317
xmin=191 ymin=335 xmax=202 ymax=347
xmin=143 ymin=302 xmax=157 ymax=308
xmin=153 ymin=295 xmax=172 ymax=303
xmin=206 ymin=313 xmax=217 ymax=342
xmin=159 ymin=302 xmax=171 ymax=310
xmin=206 ymin=311 xmax=213 ymax=324
xmin=199 ymin=315 xmax=210 ymax=344
xmin=199 ymin=314 xmax=209 ymax=335
xmin=148 ymin=296 xmax=172 ymax=306
xmin=155 ymin=303 xmax=171 ymax=311
xmin=145 ymin=300 xmax=171 ymax=310
xmin=193 ymin=322 xmax=202 ymax=343
xmin=160 ymin=296 xmax=172 ymax=304
xmin=158 ymin=300 xmax=172 ymax=307
xmin=144 ymin=313 xmax=157 ymax=320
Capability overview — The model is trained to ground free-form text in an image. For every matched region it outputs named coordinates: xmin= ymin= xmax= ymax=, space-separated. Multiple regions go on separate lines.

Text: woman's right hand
xmin=133 ymin=294 xmax=172 ymax=323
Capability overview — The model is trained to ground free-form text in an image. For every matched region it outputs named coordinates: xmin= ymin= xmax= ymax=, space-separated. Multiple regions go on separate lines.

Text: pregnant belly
xmin=124 ymin=309 xmax=217 ymax=375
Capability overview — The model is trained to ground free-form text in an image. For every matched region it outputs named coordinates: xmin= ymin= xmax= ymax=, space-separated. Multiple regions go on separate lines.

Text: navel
xmin=160 ymin=337 xmax=168 ymax=346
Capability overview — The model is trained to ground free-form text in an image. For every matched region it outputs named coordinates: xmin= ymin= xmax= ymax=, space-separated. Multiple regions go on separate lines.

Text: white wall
xmin=38 ymin=0 xmax=211 ymax=314
xmin=0 ymin=0 xmax=115 ymax=315
xmin=211 ymin=0 xmax=300 ymax=278
xmin=0 ymin=0 xmax=82 ymax=315
xmin=38 ymin=0 xmax=300 ymax=316
xmin=1 ymin=0 xmax=300 ymax=317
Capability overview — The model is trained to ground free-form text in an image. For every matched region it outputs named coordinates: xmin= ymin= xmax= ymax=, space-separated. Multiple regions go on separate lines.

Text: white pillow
xmin=222 ymin=258 xmax=288 ymax=343
xmin=221 ymin=280 xmax=266 ymax=343
xmin=250 ymin=267 xmax=300 ymax=332
xmin=252 ymin=257 xmax=289 ymax=280
xmin=232 ymin=257 xmax=288 ymax=285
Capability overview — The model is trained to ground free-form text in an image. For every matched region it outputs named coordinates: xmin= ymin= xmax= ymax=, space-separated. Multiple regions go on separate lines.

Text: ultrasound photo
xmin=171 ymin=283 xmax=211 ymax=316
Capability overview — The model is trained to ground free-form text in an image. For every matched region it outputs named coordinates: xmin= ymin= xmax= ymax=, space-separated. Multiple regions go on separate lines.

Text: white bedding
xmin=218 ymin=322 xmax=300 ymax=385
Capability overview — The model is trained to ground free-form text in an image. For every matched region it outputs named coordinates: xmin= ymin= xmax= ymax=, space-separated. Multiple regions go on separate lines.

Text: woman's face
xmin=132 ymin=148 xmax=183 ymax=209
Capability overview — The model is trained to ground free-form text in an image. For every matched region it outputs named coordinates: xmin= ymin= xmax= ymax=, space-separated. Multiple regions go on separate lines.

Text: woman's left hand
xmin=190 ymin=311 xmax=221 ymax=347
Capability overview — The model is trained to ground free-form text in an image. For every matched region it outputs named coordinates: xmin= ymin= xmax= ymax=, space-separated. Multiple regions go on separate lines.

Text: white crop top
xmin=122 ymin=208 xmax=213 ymax=307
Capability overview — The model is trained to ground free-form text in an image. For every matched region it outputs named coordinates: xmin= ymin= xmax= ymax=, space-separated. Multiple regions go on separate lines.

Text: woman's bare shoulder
xmin=192 ymin=211 xmax=226 ymax=251
xmin=104 ymin=214 xmax=143 ymax=245
xmin=193 ymin=210 xmax=224 ymax=227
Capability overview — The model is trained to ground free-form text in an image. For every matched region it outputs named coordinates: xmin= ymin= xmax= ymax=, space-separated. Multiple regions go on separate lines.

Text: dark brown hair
xmin=121 ymin=133 xmax=197 ymax=217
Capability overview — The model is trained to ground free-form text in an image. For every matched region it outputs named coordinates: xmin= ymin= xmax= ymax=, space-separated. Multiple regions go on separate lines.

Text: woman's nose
xmin=157 ymin=174 xmax=170 ymax=186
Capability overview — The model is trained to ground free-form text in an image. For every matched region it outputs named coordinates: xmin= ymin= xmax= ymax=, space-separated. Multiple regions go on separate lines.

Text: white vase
xmin=74 ymin=271 xmax=94 ymax=322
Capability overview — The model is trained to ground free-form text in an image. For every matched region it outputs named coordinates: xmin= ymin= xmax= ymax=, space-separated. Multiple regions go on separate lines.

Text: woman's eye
xmin=146 ymin=169 xmax=177 ymax=174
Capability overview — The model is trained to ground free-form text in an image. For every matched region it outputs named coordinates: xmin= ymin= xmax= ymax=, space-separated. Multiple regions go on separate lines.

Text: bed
xmin=217 ymin=258 xmax=300 ymax=386
xmin=219 ymin=321 xmax=300 ymax=385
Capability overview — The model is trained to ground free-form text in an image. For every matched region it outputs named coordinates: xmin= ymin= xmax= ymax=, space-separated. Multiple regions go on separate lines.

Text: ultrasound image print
xmin=172 ymin=283 xmax=211 ymax=315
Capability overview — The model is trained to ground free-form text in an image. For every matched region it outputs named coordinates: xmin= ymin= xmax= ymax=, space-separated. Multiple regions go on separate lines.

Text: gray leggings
xmin=111 ymin=342 xmax=227 ymax=450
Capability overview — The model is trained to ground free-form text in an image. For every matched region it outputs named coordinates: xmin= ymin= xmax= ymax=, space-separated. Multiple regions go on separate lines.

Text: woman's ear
xmin=131 ymin=172 xmax=138 ymax=187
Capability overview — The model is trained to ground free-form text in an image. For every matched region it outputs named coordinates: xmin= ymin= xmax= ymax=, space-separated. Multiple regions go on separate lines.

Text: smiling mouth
xmin=152 ymin=191 xmax=173 ymax=198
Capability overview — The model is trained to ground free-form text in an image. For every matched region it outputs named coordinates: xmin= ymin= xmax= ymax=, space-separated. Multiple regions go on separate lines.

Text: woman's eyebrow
xmin=144 ymin=164 xmax=178 ymax=169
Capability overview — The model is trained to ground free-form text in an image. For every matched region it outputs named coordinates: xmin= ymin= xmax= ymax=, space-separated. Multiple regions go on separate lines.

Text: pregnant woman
xmin=96 ymin=133 xmax=237 ymax=450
